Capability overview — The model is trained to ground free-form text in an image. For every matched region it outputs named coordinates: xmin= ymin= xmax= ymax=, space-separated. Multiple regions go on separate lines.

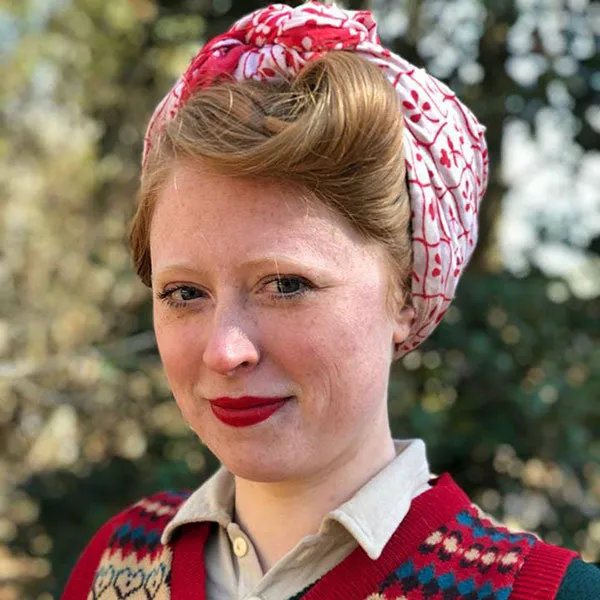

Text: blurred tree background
xmin=1 ymin=0 xmax=599 ymax=598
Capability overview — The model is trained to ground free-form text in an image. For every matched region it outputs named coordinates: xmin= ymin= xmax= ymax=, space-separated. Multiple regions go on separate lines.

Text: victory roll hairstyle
xmin=130 ymin=52 xmax=412 ymax=303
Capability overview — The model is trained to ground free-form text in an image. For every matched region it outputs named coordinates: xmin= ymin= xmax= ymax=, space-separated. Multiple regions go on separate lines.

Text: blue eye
xmin=158 ymin=285 xmax=205 ymax=306
xmin=275 ymin=277 xmax=303 ymax=294
xmin=266 ymin=276 xmax=313 ymax=298
xmin=175 ymin=287 xmax=203 ymax=301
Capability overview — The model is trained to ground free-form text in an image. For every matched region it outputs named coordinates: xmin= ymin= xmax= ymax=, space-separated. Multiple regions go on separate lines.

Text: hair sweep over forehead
xmin=130 ymin=52 xmax=412 ymax=303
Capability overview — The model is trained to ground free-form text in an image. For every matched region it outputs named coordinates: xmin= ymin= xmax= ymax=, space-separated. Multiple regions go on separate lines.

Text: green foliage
xmin=391 ymin=271 xmax=599 ymax=550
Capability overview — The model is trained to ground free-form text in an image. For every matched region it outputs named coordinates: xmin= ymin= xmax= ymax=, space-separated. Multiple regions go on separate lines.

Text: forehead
xmin=150 ymin=161 xmax=379 ymax=267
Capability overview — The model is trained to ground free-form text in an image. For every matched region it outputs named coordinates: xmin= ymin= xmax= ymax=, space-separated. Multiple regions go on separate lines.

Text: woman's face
xmin=150 ymin=161 xmax=412 ymax=483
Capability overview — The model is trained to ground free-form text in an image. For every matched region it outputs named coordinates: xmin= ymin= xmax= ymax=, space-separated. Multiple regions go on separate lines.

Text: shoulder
xmin=556 ymin=558 xmax=600 ymax=600
xmin=61 ymin=490 xmax=190 ymax=600
xmin=110 ymin=490 xmax=191 ymax=541
xmin=90 ymin=489 xmax=191 ymax=552
xmin=415 ymin=476 xmax=591 ymax=600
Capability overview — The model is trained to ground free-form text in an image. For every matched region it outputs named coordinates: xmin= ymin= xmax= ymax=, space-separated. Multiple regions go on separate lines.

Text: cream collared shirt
xmin=161 ymin=439 xmax=431 ymax=600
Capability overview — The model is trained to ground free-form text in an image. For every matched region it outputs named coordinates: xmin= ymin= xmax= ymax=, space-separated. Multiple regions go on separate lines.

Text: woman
xmin=62 ymin=3 xmax=599 ymax=599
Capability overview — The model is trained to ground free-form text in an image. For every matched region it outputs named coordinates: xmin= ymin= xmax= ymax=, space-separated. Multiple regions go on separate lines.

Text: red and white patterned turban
xmin=143 ymin=1 xmax=488 ymax=354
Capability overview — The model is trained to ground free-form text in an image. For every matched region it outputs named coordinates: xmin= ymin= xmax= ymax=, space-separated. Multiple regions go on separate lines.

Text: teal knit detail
xmin=556 ymin=559 xmax=600 ymax=600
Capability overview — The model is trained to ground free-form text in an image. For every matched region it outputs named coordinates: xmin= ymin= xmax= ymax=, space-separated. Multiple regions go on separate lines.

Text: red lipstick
xmin=209 ymin=396 xmax=290 ymax=428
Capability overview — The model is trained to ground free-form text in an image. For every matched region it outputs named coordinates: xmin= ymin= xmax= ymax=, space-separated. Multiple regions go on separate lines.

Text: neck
xmin=233 ymin=430 xmax=396 ymax=572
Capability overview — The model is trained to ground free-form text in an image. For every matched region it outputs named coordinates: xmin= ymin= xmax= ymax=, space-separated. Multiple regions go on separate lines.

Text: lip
xmin=209 ymin=396 xmax=291 ymax=428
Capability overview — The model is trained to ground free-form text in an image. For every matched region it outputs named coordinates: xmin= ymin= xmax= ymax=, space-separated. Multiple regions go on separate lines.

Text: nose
xmin=202 ymin=310 xmax=260 ymax=376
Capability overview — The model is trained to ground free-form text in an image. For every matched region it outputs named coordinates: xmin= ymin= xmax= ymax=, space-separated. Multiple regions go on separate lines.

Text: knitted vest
xmin=61 ymin=474 xmax=577 ymax=600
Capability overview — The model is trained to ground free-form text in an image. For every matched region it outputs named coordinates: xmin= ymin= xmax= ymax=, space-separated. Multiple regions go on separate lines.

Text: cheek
xmin=276 ymin=291 xmax=392 ymax=399
xmin=153 ymin=310 xmax=205 ymax=394
xmin=316 ymin=288 xmax=392 ymax=361
xmin=154 ymin=315 xmax=213 ymax=438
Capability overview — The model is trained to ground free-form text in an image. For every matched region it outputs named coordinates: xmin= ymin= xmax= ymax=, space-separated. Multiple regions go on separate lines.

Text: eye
xmin=265 ymin=275 xmax=313 ymax=298
xmin=157 ymin=285 xmax=206 ymax=306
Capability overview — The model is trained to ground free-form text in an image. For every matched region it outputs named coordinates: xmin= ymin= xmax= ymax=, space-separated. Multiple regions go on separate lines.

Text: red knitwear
xmin=61 ymin=474 xmax=587 ymax=599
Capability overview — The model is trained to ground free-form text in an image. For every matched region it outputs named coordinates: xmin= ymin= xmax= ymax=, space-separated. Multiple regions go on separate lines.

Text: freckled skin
xmin=150 ymin=161 xmax=413 ymax=484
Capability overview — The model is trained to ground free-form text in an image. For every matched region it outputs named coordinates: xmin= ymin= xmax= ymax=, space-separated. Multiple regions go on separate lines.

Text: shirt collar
xmin=161 ymin=438 xmax=430 ymax=558
xmin=161 ymin=466 xmax=234 ymax=544
xmin=322 ymin=439 xmax=431 ymax=559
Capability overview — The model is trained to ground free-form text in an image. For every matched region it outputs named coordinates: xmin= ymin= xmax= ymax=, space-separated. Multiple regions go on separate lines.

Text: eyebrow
xmin=243 ymin=255 xmax=323 ymax=271
xmin=152 ymin=263 xmax=202 ymax=280
xmin=152 ymin=255 xmax=328 ymax=281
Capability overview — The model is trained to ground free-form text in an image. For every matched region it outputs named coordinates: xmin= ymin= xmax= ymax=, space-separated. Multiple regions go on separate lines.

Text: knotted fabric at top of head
xmin=143 ymin=1 xmax=489 ymax=354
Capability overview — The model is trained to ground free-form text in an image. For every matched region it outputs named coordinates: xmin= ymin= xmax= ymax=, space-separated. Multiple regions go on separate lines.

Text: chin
xmin=225 ymin=460 xmax=294 ymax=483
xmin=205 ymin=434 xmax=307 ymax=483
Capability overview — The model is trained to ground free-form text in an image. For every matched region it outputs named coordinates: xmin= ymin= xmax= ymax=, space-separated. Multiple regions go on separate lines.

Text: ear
xmin=392 ymin=306 xmax=415 ymax=360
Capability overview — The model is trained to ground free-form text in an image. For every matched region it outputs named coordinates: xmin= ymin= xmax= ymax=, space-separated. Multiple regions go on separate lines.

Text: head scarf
xmin=143 ymin=1 xmax=488 ymax=354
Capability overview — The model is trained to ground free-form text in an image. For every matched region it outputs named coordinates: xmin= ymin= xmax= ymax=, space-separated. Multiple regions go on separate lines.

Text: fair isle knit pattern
xmin=66 ymin=491 xmax=191 ymax=600
xmin=62 ymin=475 xmax=577 ymax=600
xmin=368 ymin=509 xmax=536 ymax=600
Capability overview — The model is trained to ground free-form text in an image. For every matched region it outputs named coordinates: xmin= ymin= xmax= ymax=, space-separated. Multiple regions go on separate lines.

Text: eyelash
xmin=263 ymin=275 xmax=314 ymax=300
xmin=156 ymin=286 xmax=206 ymax=309
xmin=156 ymin=275 xmax=315 ymax=308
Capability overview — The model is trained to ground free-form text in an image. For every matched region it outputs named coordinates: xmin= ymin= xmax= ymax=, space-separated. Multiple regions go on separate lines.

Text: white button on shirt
xmin=233 ymin=536 xmax=249 ymax=558
xmin=161 ymin=439 xmax=431 ymax=600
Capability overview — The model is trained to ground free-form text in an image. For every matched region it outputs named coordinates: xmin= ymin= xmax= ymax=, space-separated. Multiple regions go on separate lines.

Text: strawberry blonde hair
xmin=130 ymin=52 xmax=412 ymax=302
